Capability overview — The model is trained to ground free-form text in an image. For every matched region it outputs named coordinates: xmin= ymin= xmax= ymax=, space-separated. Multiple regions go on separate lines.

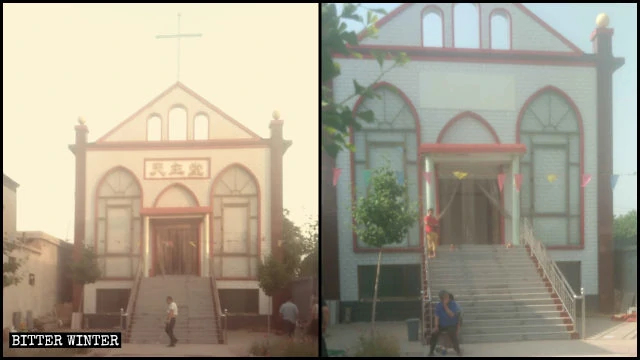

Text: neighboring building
xmin=3 ymin=174 xmax=19 ymax=236
xmin=69 ymin=82 xmax=290 ymax=319
xmin=323 ymin=3 xmax=624 ymax=320
xmin=3 ymin=175 xmax=73 ymax=329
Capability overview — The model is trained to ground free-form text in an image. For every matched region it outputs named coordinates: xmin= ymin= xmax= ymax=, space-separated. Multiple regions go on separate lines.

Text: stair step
xmin=457 ymin=331 xmax=572 ymax=344
xmin=462 ymin=317 xmax=570 ymax=327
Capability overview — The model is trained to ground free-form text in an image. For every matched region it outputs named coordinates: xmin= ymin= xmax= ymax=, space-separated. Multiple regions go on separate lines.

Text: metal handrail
xmin=209 ymin=258 xmax=226 ymax=344
xmin=421 ymin=233 xmax=434 ymax=344
xmin=521 ymin=218 xmax=586 ymax=339
xmin=124 ymin=258 xmax=144 ymax=342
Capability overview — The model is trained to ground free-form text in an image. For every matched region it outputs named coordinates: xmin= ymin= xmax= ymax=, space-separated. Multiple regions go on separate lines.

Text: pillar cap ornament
xmin=596 ymin=13 xmax=609 ymax=29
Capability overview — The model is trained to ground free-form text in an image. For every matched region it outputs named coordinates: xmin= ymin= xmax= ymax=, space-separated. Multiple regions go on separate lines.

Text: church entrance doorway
xmin=437 ymin=177 xmax=502 ymax=246
xmin=152 ymin=220 xmax=200 ymax=276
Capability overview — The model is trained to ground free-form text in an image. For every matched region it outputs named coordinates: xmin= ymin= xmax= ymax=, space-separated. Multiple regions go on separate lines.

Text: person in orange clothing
xmin=424 ymin=208 xmax=440 ymax=258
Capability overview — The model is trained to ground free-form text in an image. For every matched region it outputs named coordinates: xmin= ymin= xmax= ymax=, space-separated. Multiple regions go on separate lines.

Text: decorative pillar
xmin=144 ymin=216 xmax=150 ymax=277
xmin=72 ymin=118 xmax=88 ymax=312
xmin=269 ymin=111 xmax=286 ymax=317
xmin=424 ymin=155 xmax=436 ymax=213
xmin=591 ymin=13 xmax=623 ymax=313
xmin=511 ymin=155 xmax=521 ymax=246
xmin=204 ymin=214 xmax=210 ymax=277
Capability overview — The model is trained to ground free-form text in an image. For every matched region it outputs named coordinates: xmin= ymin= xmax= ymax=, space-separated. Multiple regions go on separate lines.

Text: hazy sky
xmin=3 ymin=3 xmax=318 ymax=240
xmin=340 ymin=3 xmax=637 ymax=216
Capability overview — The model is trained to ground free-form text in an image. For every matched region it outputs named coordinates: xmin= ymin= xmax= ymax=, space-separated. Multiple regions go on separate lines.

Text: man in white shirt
xmin=279 ymin=296 xmax=299 ymax=338
xmin=165 ymin=296 xmax=178 ymax=347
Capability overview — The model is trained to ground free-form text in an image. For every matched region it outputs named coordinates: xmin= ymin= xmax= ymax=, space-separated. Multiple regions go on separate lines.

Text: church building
xmin=70 ymin=82 xmax=290 ymax=332
xmin=322 ymin=2 xmax=624 ymax=333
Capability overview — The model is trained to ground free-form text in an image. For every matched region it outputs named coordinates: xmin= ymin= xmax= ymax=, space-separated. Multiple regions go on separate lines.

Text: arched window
xmin=518 ymin=89 xmax=581 ymax=246
xmin=453 ymin=3 xmax=480 ymax=49
xmin=212 ymin=165 xmax=259 ymax=279
xmin=194 ymin=114 xmax=209 ymax=140
xmin=147 ymin=115 xmax=162 ymax=141
xmin=168 ymin=107 xmax=187 ymax=141
xmin=352 ymin=84 xmax=419 ymax=248
xmin=96 ymin=168 xmax=142 ymax=279
xmin=422 ymin=7 xmax=444 ymax=48
xmin=490 ymin=10 xmax=511 ymax=50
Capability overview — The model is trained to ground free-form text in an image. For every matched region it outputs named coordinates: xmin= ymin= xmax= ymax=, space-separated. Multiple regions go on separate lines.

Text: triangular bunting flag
xmin=547 ymin=174 xmax=558 ymax=183
xmin=610 ymin=174 xmax=619 ymax=190
xmin=497 ymin=173 xmax=506 ymax=192
xmin=581 ymin=174 xmax=592 ymax=188
xmin=514 ymin=174 xmax=523 ymax=192
xmin=423 ymin=172 xmax=432 ymax=185
xmin=396 ymin=171 xmax=404 ymax=185
xmin=363 ymin=169 xmax=372 ymax=188
xmin=332 ymin=168 xmax=342 ymax=187
xmin=453 ymin=171 xmax=468 ymax=180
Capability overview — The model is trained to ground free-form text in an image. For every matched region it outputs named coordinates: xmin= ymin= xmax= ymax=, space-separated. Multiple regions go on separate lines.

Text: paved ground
xmin=80 ymin=330 xmax=270 ymax=357
xmin=325 ymin=315 xmax=637 ymax=357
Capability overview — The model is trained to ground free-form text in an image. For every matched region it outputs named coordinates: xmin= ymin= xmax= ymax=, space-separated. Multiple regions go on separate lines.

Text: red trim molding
xmin=141 ymin=206 xmax=211 ymax=216
xmin=152 ymin=183 xmax=201 ymax=207
xmin=488 ymin=8 xmax=513 ymax=50
xmin=516 ymin=85 xmax=585 ymax=250
xmin=420 ymin=5 xmax=445 ymax=48
xmin=97 ymin=82 xmax=261 ymax=143
xmin=350 ymin=81 xmax=423 ymax=253
xmin=437 ymin=111 xmax=501 ymax=143
xmin=420 ymin=143 xmax=527 ymax=154
xmin=75 ymin=139 xmax=269 ymax=152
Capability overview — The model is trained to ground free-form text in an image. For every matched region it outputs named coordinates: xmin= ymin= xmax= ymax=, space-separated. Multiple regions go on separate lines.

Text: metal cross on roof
xmin=156 ymin=13 xmax=202 ymax=82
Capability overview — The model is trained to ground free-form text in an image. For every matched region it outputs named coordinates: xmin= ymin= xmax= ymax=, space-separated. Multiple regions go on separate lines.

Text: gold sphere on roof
xmin=78 ymin=117 xmax=86 ymax=125
xmin=596 ymin=13 xmax=609 ymax=28
xmin=272 ymin=110 xmax=281 ymax=121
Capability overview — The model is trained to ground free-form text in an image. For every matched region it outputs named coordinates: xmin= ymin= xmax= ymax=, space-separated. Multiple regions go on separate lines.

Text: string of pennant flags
xmin=332 ymin=168 xmax=636 ymax=191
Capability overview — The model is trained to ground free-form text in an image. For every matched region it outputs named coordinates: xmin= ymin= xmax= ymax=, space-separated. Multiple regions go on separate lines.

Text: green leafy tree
xmin=352 ymin=165 xmax=418 ymax=334
xmin=257 ymin=254 xmax=291 ymax=339
xmin=614 ymin=210 xmax=637 ymax=241
xmin=68 ymin=245 xmax=101 ymax=312
xmin=322 ymin=3 xmax=409 ymax=158
xmin=299 ymin=220 xmax=319 ymax=278
xmin=282 ymin=209 xmax=305 ymax=277
xmin=3 ymin=241 xmax=25 ymax=289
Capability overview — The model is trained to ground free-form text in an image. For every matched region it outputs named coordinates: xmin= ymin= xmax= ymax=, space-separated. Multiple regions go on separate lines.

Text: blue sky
xmin=337 ymin=3 xmax=637 ymax=216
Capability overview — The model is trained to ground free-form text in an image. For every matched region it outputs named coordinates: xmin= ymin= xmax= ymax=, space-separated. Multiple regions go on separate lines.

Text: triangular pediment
xmin=97 ymin=82 xmax=261 ymax=143
xmin=358 ymin=3 xmax=582 ymax=54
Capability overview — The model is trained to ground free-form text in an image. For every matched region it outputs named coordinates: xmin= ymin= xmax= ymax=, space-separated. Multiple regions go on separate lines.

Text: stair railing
xmin=124 ymin=258 xmax=144 ymax=343
xmin=209 ymin=257 xmax=226 ymax=344
xmin=521 ymin=218 xmax=586 ymax=339
xmin=421 ymin=234 xmax=434 ymax=345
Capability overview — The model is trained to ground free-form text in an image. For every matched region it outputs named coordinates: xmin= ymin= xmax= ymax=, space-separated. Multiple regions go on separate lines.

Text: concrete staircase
xmin=128 ymin=275 xmax=222 ymax=344
xmin=425 ymin=245 xmax=574 ymax=343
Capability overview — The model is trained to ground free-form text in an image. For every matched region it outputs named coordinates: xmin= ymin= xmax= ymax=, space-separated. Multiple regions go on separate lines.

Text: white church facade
xmin=70 ymin=82 xmax=290 ymax=319
xmin=322 ymin=3 xmax=623 ymax=321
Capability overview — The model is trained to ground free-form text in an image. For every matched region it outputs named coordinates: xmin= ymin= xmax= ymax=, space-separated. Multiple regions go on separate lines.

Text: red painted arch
xmin=420 ymin=5 xmax=445 ymax=48
xmin=153 ymin=182 xmax=201 ymax=208
xmin=92 ymin=166 xmax=144 ymax=280
xmin=209 ymin=163 xmax=262 ymax=279
xmin=437 ymin=111 xmax=501 ymax=144
xmin=516 ymin=85 xmax=585 ymax=250
xmin=488 ymin=8 xmax=513 ymax=51
xmin=349 ymin=81 xmax=423 ymax=253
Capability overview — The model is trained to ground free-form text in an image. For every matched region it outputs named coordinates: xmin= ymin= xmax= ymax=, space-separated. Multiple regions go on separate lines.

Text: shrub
xmin=354 ymin=331 xmax=400 ymax=357
xmin=248 ymin=336 xmax=318 ymax=357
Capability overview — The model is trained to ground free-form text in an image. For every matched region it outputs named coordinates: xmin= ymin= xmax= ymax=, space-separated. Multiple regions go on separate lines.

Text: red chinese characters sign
xmin=144 ymin=159 xmax=209 ymax=179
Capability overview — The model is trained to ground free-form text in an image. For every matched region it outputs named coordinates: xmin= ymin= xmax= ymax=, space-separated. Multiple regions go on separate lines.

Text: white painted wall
xmin=361 ymin=3 xmax=576 ymax=53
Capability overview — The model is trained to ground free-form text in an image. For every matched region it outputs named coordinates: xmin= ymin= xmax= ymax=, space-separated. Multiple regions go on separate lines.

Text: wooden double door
xmin=153 ymin=221 xmax=200 ymax=276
